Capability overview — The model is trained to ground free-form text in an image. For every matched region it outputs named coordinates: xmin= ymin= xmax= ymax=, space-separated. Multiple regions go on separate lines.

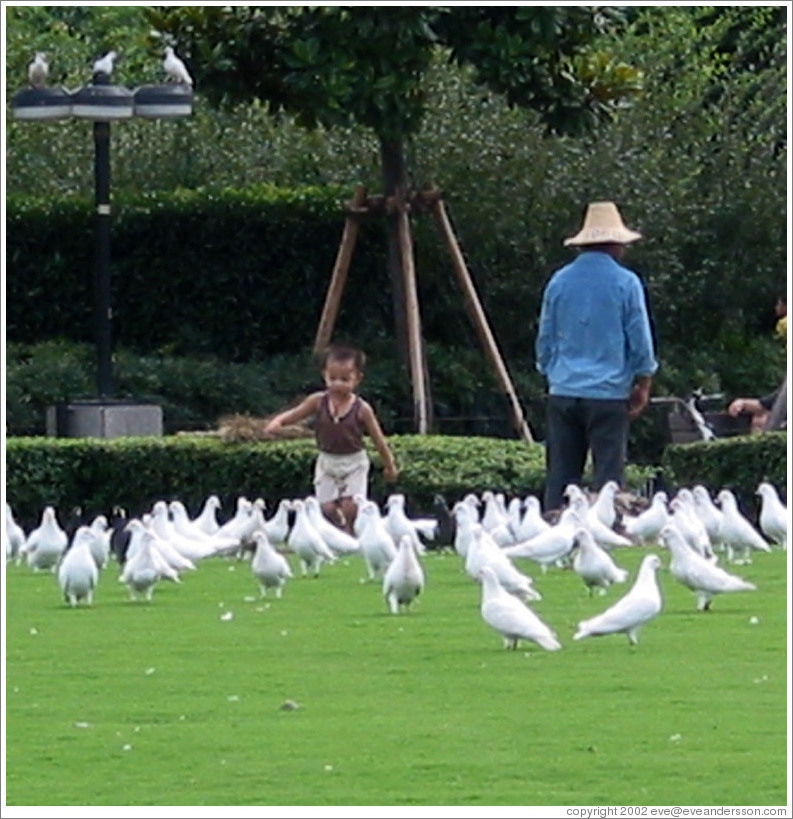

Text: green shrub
xmin=5 ymin=434 xmax=656 ymax=530
xmin=660 ymin=431 xmax=787 ymax=517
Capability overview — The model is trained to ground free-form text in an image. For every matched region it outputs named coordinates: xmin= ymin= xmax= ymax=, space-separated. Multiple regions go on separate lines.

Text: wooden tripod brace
xmin=313 ymin=185 xmax=534 ymax=444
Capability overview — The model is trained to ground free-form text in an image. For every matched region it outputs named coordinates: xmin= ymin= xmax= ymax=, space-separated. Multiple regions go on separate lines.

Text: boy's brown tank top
xmin=315 ymin=394 xmax=365 ymax=454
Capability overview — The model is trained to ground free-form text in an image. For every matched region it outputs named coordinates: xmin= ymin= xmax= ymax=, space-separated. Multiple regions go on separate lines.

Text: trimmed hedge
xmin=660 ymin=432 xmax=787 ymax=517
xmin=6 ymin=185 xmax=389 ymax=361
xmin=5 ymin=434 xmax=654 ymax=531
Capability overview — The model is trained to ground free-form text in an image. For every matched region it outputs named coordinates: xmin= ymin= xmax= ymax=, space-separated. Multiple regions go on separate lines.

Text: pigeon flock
xmin=26 ymin=46 xmax=192 ymax=89
xmin=4 ymin=478 xmax=787 ymax=653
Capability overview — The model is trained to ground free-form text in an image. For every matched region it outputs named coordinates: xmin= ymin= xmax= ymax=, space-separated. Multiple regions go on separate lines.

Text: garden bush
xmin=660 ymin=431 xmax=787 ymax=518
xmin=5 ymin=434 xmax=657 ymax=532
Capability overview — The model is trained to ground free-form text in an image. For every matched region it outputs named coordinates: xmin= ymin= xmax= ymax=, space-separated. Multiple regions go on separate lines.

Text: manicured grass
xmin=4 ymin=545 xmax=788 ymax=807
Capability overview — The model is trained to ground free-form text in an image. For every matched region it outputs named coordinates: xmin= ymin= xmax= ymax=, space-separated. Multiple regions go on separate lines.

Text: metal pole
xmin=93 ymin=115 xmax=113 ymax=397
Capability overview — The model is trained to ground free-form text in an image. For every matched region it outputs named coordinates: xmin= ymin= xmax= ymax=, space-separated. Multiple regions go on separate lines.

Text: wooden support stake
xmin=313 ymin=185 xmax=368 ymax=354
xmin=432 ymin=197 xmax=534 ymax=444
xmin=396 ymin=196 xmax=429 ymax=434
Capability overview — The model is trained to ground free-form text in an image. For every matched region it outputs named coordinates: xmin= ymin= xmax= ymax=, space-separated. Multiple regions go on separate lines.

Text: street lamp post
xmin=12 ymin=54 xmax=193 ymax=436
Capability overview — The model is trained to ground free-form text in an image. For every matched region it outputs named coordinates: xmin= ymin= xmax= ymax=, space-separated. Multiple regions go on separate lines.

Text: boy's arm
xmin=264 ymin=393 xmax=323 ymax=434
xmin=360 ymin=401 xmax=398 ymax=481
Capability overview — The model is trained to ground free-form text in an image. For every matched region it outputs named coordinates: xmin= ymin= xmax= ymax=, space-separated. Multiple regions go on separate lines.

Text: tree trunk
xmin=379 ymin=137 xmax=433 ymax=432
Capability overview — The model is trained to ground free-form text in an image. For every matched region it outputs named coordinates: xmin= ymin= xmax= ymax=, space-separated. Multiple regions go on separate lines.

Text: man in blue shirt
xmin=536 ymin=201 xmax=658 ymax=511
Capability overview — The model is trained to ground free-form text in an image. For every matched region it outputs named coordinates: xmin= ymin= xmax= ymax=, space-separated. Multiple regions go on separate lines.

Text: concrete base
xmin=46 ymin=401 xmax=163 ymax=438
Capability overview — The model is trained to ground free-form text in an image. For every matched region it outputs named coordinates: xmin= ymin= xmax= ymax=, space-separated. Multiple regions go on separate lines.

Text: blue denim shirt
xmin=535 ymin=250 xmax=658 ymax=399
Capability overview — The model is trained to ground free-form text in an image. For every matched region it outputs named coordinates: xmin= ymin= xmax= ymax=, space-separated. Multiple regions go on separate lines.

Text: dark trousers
xmin=543 ymin=395 xmax=629 ymax=512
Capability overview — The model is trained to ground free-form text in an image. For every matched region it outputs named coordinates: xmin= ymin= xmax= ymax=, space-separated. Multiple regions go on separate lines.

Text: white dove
xmin=355 ymin=500 xmax=397 ymax=581
xmin=149 ymin=501 xmax=216 ymax=562
xmin=23 ymin=506 xmax=68 ymax=572
xmin=756 ymin=481 xmax=787 ymax=550
xmin=262 ymin=499 xmax=292 ymax=547
xmin=451 ymin=500 xmax=478 ymax=558
xmin=480 ymin=490 xmax=509 ymax=533
xmin=194 ymin=494 xmax=222 ymax=536
xmin=691 ymin=485 xmax=725 ymax=554
xmin=569 ymin=494 xmax=633 ymax=550
xmin=514 ymin=495 xmax=551 ymax=542
xmin=304 ymin=496 xmax=360 ymax=556
xmin=503 ymin=505 xmax=580 ymax=572
xmin=28 ymin=52 xmax=48 ymax=88
xmin=383 ymin=535 xmax=425 ymax=614
xmin=590 ymin=480 xmax=620 ymax=529
xmin=669 ymin=495 xmax=714 ymax=561
xmin=622 ymin=491 xmax=669 ymax=545
xmin=119 ymin=528 xmax=180 ymax=601
xmin=573 ymin=553 xmax=664 ymax=645
xmin=251 ymin=531 xmax=292 ymax=598
xmin=478 ymin=566 xmax=562 ymax=652
xmin=660 ymin=524 xmax=756 ymax=611
xmin=86 ymin=514 xmax=112 ymax=569
xmin=384 ymin=493 xmax=436 ymax=552
xmin=58 ymin=527 xmax=100 ymax=607
xmin=214 ymin=496 xmax=254 ymax=541
xmin=465 ymin=525 xmax=541 ymax=602
xmin=163 ymin=45 xmax=193 ymax=86
xmin=571 ymin=527 xmax=629 ymax=596
xmin=124 ymin=519 xmax=195 ymax=575
xmin=5 ymin=503 xmax=27 ymax=562
xmin=93 ymin=50 xmax=117 ymax=77
xmin=287 ymin=499 xmax=336 ymax=577
xmin=168 ymin=500 xmax=240 ymax=556
xmin=717 ymin=489 xmax=771 ymax=564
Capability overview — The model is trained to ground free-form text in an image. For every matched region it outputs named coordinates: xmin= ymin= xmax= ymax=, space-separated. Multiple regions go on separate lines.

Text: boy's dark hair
xmin=321 ymin=344 xmax=366 ymax=372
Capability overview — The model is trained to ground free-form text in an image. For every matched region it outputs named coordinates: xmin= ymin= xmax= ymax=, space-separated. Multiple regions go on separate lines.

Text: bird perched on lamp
xmin=163 ymin=46 xmax=193 ymax=86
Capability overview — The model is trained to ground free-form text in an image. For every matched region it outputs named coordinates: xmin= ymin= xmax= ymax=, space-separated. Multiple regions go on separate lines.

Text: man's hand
xmin=628 ymin=378 xmax=652 ymax=420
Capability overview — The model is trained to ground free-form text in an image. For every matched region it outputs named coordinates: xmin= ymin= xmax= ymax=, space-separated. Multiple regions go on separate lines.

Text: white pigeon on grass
xmin=86 ymin=514 xmax=112 ymax=569
xmin=452 ymin=500 xmax=478 ymax=558
xmin=150 ymin=501 xmax=216 ymax=562
xmin=163 ymin=46 xmax=193 ymax=86
xmin=669 ymin=495 xmax=714 ymax=561
xmin=169 ymin=500 xmax=241 ymax=556
xmin=215 ymin=496 xmax=254 ymax=542
xmin=262 ymin=499 xmax=292 ymax=547
xmin=514 ymin=495 xmax=551 ymax=542
xmin=571 ymin=527 xmax=629 ymax=596
xmin=119 ymin=528 xmax=180 ymax=601
xmin=573 ymin=554 xmax=664 ymax=645
xmin=660 ymin=524 xmax=756 ymax=611
xmin=717 ymin=489 xmax=771 ymax=564
xmin=382 ymin=535 xmax=425 ymax=614
xmin=465 ymin=525 xmax=542 ymax=602
xmin=691 ymin=485 xmax=725 ymax=554
xmin=23 ymin=506 xmax=68 ymax=572
xmin=194 ymin=494 xmax=222 ymax=536
xmin=590 ymin=480 xmax=620 ymax=529
xmin=478 ymin=566 xmax=561 ymax=652
xmin=503 ymin=505 xmax=580 ymax=572
xmin=304 ymin=496 xmax=360 ymax=556
xmin=58 ymin=527 xmax=100 ymax=607
xmin=622 ymin=491 xmax=669 ymax=545
xmin=355 ymin=499 xmax=397 ymax=581
xmin=124 ymin=519 xmax=196 ymax=575
xmin=28 ymin=52 xmax=49 ymax=88
xmin=5 ymin=503 xmax=27 ymax=562
xmin=384 ymin=493 xmax=436 ymax=552
xmin=756 ymin=482 xmax=787 ymax=550
xmin=251 ymin=531 xmax=292 ymax=598
xmin=287 ymin=499 xmax=336 ymax=577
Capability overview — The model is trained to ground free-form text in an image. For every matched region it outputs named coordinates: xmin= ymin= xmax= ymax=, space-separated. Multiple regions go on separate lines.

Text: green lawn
xmin=4 ymin=544 xmax=789 ymax=807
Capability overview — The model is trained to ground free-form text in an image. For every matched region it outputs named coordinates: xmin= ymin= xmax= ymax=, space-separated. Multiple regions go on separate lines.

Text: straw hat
xmin=563 ymin=201 xmax=642 ymax=247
